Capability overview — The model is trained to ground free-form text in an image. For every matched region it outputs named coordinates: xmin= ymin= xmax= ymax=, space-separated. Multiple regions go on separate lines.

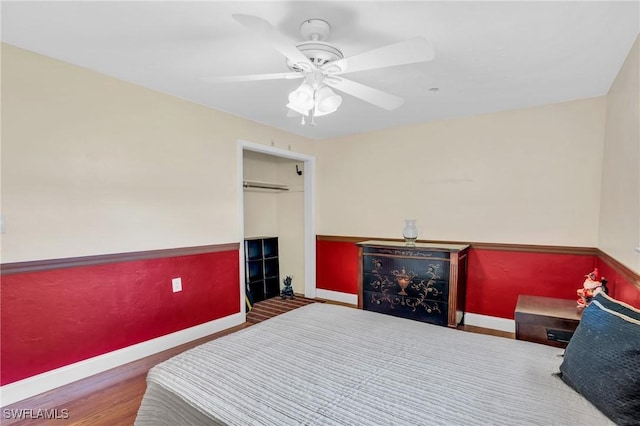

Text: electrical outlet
xmin=172 ymin=277 xmax=182 ymax=293
xmin=634 ymin=247 xmax=640 ymax=254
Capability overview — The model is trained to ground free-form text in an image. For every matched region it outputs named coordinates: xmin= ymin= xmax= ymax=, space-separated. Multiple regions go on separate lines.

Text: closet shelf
xmin=243 ymin=180 xmax=289 ymax=191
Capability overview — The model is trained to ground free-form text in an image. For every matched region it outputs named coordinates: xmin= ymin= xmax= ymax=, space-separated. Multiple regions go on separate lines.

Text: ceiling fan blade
xmin=323 ymin=37 xmax=434 ymax=75
xmin=202 ymin=72 xmax=302 ymax=83
xmin=325 ymin=77 xmax=404 ymax=110
xmin=233 ymin=14 xmax=314 ymax=71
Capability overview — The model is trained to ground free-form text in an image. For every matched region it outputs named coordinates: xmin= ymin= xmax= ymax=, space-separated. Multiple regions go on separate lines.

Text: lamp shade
xmin=315 ymin=85 xmax=343 ymax=114
xmin=288 ymin=83 xmax=315 ymax=111
xmin=286 ymin=102 xmax=309 ymax=116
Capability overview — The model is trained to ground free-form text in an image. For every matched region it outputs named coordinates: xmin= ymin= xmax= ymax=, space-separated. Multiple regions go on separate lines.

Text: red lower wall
xmin=1 ymin=249 xmax=239 ymax=386
xmin=595 ymin=257 xmax=640 ymax=307
xmin=4 ymin=240 xmax=637 ymax=387
xmin=316 ymin=239 xmax=640 ymax=318
xmin=464 ymin=249 xmax=595 ymax=318
xmin=316 ymin=240 xmax=359 ymax=294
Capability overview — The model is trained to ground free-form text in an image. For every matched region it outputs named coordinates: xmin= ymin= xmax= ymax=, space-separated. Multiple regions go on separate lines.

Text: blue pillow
xmin=559 ymin=292 xmax=640 ymax=425
xmin=594 ymin=291 xmax=640 ymax=321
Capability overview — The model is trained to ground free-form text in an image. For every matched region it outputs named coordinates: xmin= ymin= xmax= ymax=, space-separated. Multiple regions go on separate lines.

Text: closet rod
xmin=243 ymin=180 xmax=289 ymax=191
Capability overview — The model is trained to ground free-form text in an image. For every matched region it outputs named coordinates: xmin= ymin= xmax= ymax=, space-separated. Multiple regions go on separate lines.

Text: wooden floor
xmin=2 ymin=302 xmax=514 ymax=426
xmin=1 ymin=323 xmax=249 ymax=426
xmin=246 ymin=296 xmax=319 ymax=324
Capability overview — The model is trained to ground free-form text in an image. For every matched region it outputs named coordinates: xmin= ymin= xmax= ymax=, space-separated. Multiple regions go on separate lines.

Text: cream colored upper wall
xmin=1 ymin=44 xmax=314 ymax=263
xmin=317 ymin=97 xmax=606 ymax=246
xmin=3 ymin=40 xmax=629 ymax=265
xmin=599 ymin=35 xmax=640 ymax=273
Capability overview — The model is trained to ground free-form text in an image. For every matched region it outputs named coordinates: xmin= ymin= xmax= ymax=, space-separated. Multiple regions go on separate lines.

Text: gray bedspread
xmin=135 ymin=303 xmax=612 ymax=425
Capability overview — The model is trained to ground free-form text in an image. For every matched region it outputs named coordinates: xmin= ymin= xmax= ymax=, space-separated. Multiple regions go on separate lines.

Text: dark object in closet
xmin=244 ymin=237 xmax=279 ymax=303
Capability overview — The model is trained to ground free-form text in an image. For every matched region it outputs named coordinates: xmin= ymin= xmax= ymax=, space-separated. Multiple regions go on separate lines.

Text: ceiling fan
xmin=203 ymin=14 xmax=435 ymax=124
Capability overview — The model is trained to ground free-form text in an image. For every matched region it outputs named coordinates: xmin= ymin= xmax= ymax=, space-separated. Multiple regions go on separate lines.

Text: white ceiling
xmin=2 ymin=1 xmax=638 ymax=140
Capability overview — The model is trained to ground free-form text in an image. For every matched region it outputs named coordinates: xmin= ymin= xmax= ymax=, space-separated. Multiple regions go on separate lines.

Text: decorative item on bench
xmin=281 ymin=275 xmax=295 ymax=299
xmin=577 ymin=268 xmax=608 ymax=307
xmin=402 ymin=219 xmax=418 ymax=247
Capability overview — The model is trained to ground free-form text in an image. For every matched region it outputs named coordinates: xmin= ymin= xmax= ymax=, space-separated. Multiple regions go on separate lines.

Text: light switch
xmin=172 ymin=277 xmax=182 ymax=293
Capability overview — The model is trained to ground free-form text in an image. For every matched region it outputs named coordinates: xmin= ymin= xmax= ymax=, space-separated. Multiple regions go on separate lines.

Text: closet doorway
xmin=237 ymin=140 xmax=316 ymax=314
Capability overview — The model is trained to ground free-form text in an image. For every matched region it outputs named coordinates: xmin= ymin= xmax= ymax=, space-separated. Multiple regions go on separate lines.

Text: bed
xmin=135 ymin=300 xmax=633 ymax=425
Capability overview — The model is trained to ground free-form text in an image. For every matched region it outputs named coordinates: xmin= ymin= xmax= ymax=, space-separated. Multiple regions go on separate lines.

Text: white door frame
xmin=237 ymin=140 xmax=316 ymax=314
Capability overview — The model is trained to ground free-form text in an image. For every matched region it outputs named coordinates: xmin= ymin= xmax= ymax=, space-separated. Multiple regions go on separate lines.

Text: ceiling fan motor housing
xmin=287 ymin=19 xmax=344 ymax=72
xmin=287 ymin=41 xmax=344 ymax=71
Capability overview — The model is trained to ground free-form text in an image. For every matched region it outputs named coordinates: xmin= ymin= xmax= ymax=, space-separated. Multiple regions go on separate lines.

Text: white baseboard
xmin=0 ymin=309 xmax=512 ymax=406
xmin=464 ymin=313 xmax=515 ymax=333
xmin=0 ymin=312 xmax=245 ymax=407
xmin=315 ymin=289 xmax=358 ymax=305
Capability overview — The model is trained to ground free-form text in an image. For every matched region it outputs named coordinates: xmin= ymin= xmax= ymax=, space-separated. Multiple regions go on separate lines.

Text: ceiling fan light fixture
xmin=315 ymin=86 xmax=343 ymax=114
xmin=313 ymin=107 xmax=332 ymax=117
xmin=286 ymin=102 xmax=309 ymax=116
xmin=288 ymin=83 xmax=315 ymax=110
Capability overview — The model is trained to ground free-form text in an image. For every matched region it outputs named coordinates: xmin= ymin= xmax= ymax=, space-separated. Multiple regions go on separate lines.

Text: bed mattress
xmin=135 ymin=303 xmax=612 ymax=425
